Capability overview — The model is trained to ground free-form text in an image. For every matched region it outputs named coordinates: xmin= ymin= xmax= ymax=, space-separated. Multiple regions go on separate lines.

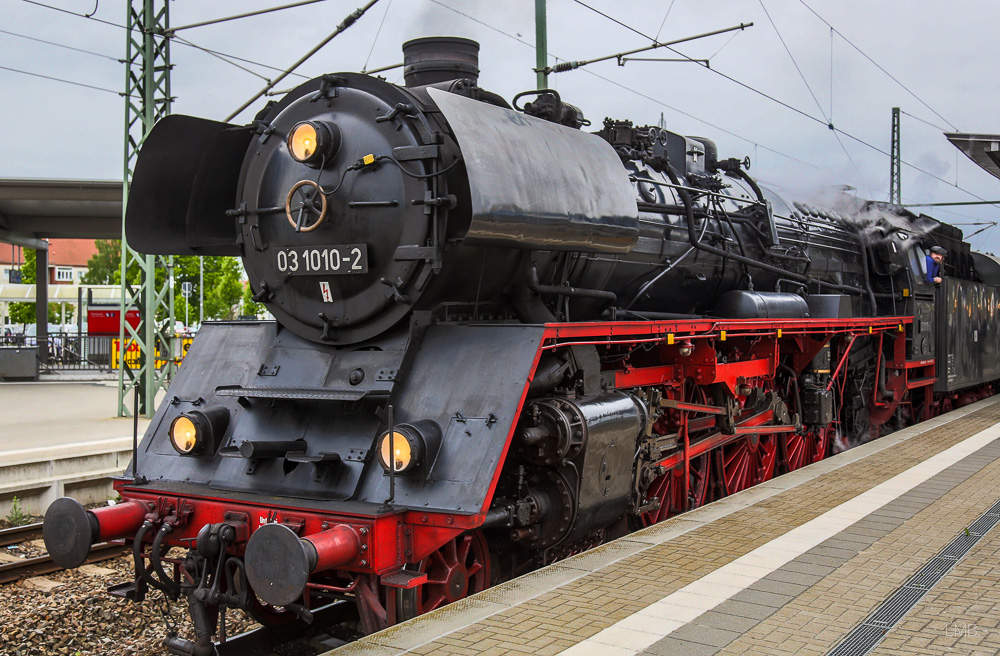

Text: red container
xmin=87 ymin=307 xmax=140 ymax=335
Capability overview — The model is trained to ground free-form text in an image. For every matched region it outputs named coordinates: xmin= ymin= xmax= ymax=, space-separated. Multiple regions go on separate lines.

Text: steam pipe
xmin=152 ymin=524 xmax=182 ymax=597
xmin=777 ymin=363 xmax=803 ymax=425
xmin=664 ymin=169 xmax=865 ymax=296
xmin=512 ymin=282 xmax=557 ymax=324
xmin=730 ymin=166 xmax=766 ymax=205
xmin=527 ymin=265 xmax=617 ymax=303
xmin=163 ymin=599 xmax=217 ymax=656
xmin=133 ymin=521 xmax=176 ymax=596
xmin=857 ymin=241 xmax=879 ymax=314
xmin=627 ymin=204 xmax=709 ymax=309
xmin=609 ymin=308 xmax=704 ymax=321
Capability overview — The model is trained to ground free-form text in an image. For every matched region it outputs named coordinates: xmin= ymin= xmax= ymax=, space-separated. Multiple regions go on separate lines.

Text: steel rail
xmin=0 ymin=522 xmax=43 ymax=547
xmin=0 ymin=542 xmax=126 ymax=585
xmin=215 ymin=600 xmax=357 ymax=655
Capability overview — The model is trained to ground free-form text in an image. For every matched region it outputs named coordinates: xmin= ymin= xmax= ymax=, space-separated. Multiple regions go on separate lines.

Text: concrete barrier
xmin=0 ymin=437 xmax=133 ymax=518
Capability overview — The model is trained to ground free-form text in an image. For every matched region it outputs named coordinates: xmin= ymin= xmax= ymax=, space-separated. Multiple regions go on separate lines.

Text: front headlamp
xmin=169 ymin=415 xmax=200 ymax=454
xmin=287 ymin=121 xmax=341 ymax=166
xmin=376 ymin=426 xmax=425 ymax=474
xmin=168 ymin=407 xmax=230 ymax=456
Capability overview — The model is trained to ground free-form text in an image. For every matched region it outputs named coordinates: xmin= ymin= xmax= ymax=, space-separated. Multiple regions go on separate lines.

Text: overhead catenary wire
xmin=0 ymin=27 xmax=120 ymax=62
xmin=166 ymin=0 xmax=330 ymax=35
xmin=583 ymin=67 xmax=820 ymax=170
xmin=654 ymin=0 xmax=677 ymax=42
xmin=570 ymin=0 xmax=839 ymax=128
xmin=224 ymin=0 xmax=382 ymax=122
xmin=758 ymin=0 xmax=828 ymax=125
xmin=20 ymin=0 xmax=312 ymax=85
xmin=0 ymin=64 xmax=131 ymax=96
xmin=570 ymin=0 xmax=999 ymax=209
xmin=427 ymin=0 xmax=533 ymax=49
xmin=797 ymin=0 xmax=959 ymax=132
xmin=708 ymin=30 xmax=742 ymax=60
xmin=19 ymin=0 xmax=993 ymax=215
xmin=428 ymin=0 xmax=816 ymax=169
xmin=757 ymin=0 xmax=874 ymax=197
xmin=173 ymin=36 xmax=274 ymax=83
xmin=173 ymin=36 xmax=311 ymax=82
xmin=22 ymin=0 xmax=124 ymax=31
xmin=362 ymin=0 xmax=393 ymax=73
xmin=899 ymin=110 xmax=952 ymax=134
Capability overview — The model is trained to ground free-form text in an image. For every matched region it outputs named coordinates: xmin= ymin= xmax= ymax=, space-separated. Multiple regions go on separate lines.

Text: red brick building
xmin=1 ymin=239 xmax=98 ymax=285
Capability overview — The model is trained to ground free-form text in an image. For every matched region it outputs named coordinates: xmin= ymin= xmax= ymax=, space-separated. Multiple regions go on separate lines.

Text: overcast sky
xmin=4 ymin=0 xmax=1000 ymax=251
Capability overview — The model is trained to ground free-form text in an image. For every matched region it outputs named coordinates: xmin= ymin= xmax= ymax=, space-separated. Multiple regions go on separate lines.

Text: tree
xmin=82 ymin=239 xmax=122 ymax=285
xmin=8 ymin=249 xmax=59 ymax=327
xmin=83 ymin=244 xmax=248 ymax=326
xmin=241 ymin=281 xmax=267 ymax=318
xmin=172 ymin=256 xmax=247 ymax=325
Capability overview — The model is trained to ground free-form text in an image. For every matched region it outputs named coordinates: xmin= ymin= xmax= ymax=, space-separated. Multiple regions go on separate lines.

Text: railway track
xmin=0 ymin=522 xmax=127 ymax=584
xmin=215 ymin=600 xmax=359 ymax=656
xmin=0 ymin=521 xmax=43 ymax=547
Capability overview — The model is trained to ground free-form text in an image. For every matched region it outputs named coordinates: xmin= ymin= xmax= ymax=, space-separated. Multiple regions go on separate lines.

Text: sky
xmin=4 ymin=0 xmax=1000 ymax=251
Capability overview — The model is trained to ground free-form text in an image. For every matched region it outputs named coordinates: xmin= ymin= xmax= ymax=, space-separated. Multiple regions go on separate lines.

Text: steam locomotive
xmin=43 ymin=36 xmax=1000 ymax=653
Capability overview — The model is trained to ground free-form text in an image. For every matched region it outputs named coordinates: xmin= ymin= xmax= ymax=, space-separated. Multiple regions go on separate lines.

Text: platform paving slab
xmin=327 ymin=397 xmax=1000 ymax=656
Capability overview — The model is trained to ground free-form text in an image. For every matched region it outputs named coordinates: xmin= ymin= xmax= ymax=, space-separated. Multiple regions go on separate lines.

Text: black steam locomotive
xmin=43 ymin=37 xmax=1000 ymax=653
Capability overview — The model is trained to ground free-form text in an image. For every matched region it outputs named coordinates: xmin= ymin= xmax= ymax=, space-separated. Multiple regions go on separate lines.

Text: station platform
xmin=332 ymin=395 xmax=1000 ymax=656
xmin=0 ymin=381 xmax=149 ymax=454
xmin=0 ymin=381 xmax=150 ymax=516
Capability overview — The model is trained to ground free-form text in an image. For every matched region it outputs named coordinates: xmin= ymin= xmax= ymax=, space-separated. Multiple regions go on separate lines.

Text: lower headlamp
xmin=376 ymin=425 xmax=425 ymax=474
xmin=168 ymin=407 xmax=230 ymax=456
xmin=169 ymin=415 xmax=200 ymax=454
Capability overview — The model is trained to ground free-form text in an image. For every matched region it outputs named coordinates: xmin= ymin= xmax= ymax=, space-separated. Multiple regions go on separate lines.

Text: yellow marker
xmin=363 ymin=153 xmax=376 ymax=165
xmin=868 ymin=326 xmax=873 ymax=334
xmin=777 ymin=329 xmax=782 ymax=338
xmin=720 ymin=330 xmax=727 ymax=341
xmin=667 ymin=333 xmax=675 ymax=345
xmin=902 ymin=288 xmax=910 ymax=297
xmin=898 ymin=324 xmax=904 ymax=332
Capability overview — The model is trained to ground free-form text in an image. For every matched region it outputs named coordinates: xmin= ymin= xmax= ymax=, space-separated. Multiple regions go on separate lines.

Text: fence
xmin=0 ymin=332 xmax=192 ymax=373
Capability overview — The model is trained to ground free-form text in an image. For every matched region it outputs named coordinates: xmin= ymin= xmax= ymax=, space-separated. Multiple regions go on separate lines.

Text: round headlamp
xmin=287 ymin=121 xmax=341 ymax=166
xmin=169 ymin=415 xmax=201 ymax=454
xmin=376 ymin=427 xmax=425 ymax=474
xmin=168 ymin=407 xmax=230 ymax=456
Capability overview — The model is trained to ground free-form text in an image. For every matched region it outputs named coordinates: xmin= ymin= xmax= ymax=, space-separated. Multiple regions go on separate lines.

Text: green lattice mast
xmin=118 ymin=0 xmax=175 ymax=417
xmin=889 ymin=107 xmax=901 ymax=205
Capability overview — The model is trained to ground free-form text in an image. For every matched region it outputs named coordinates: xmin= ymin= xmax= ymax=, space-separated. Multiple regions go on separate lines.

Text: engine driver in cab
xmin=926 ymin=245 xmax=947 ymax=285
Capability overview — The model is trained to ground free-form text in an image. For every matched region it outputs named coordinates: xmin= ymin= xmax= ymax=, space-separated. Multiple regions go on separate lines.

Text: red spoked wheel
xmin=718 ymin=431 xmax=777 ymax=496
xmin=398 ymin=531 xmax=491 ymax=620
xmin=780 ymin=426 xmax=830 ymax=472
xmin=641 ymin=454 xmax=712 ymax=526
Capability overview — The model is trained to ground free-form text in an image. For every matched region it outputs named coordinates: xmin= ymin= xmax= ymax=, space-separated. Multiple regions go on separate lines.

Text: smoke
xmin=761 ymin=174 xmax=939 ymax=251
xmin=842 ymin=204 xmax=940 ymax=250
xmin=809 ymin=188 xmax=939 ymax=251
xmin=405 ymin=1 xmax=530 ymax=45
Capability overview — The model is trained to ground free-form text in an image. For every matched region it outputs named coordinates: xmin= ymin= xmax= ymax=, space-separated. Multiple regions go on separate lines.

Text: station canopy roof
xmin=0 ymin=179 xmax=123 ymax=249
xmin=945 ymin=133 xmax=1000 ymax=182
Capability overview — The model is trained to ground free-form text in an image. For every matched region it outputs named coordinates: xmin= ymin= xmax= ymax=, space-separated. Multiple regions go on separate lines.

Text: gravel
xmin=0 ymin=517 xmax=263 ymax=656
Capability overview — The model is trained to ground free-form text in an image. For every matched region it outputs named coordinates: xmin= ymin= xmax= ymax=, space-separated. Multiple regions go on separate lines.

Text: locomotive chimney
xmin=402 ymin=36 xmax=480 ymax=87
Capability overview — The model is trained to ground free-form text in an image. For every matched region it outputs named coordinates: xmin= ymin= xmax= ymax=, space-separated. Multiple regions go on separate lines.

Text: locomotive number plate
xmin=275 ymin=245 xmax=368 ymax=275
